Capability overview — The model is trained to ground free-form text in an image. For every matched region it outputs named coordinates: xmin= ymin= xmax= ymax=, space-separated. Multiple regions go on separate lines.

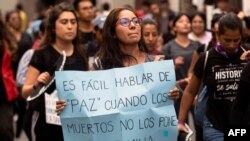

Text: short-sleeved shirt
xmin=29 ymin=45 xmax=87 ymax=140
xmin=30 ymin=45 xmax=87 ymax=110
xmin=13 ymin=32 xmax=33 ymax=74
xmin=163 ymin=39 xmax=201 ymax=80
xmin=188 ymin=31 xmax=212 ymax=46
xmin=230 ymin=60 xmax=250 ymax=124
xmin=194 ymin=47 xmax=247 ymax=130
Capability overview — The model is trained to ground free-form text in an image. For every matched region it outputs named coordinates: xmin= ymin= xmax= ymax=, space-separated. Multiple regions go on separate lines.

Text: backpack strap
xmin=146 ymin=54 xmax=154 ymax=62
xmin=198 ymin=51 xmax=209 ymax=92
xmin=203 ymin=51 xmax=209 ymax=72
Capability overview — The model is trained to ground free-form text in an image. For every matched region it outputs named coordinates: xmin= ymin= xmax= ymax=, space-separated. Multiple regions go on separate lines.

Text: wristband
xmin=32 ymin=84 xmax=37 ymax=90
xmin=33 ymin=82 xmax=38 ymax=90
xmin=178 ymin=120 xmax=185 ymax=125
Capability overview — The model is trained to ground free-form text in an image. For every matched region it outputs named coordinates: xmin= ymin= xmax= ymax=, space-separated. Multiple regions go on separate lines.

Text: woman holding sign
xmin=56 ymin=8 xmax=179 ymax=116
xmin=178 ymin=13 xmax=249 ymax=141
xmin=92 ymin=7 xmax=160 ymax=69
xmin=22 ymin=2 xmax=88 ymax=141
xmin=56 ymin=8 xmax=179 ymax=106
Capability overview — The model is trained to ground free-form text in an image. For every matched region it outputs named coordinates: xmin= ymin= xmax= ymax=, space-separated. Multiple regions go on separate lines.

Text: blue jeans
xmin=203 ymin=116 xmax=224 ymax=141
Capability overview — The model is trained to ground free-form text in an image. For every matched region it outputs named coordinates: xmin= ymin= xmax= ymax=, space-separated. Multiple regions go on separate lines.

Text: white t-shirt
xmin=188 ymin=31 xmax=212 ymax=46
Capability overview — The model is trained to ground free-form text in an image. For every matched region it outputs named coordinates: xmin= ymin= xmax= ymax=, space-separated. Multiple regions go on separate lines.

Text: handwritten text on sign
xmin=55 ymin=60 xmax=178 ymax=141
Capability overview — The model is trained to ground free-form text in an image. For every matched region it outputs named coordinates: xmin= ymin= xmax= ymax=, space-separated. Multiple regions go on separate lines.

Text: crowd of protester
xmin=1 ymin=0 xmax=250 ymax=141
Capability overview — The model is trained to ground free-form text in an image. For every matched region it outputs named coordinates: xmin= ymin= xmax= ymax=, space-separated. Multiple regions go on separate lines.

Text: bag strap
xmin=146 ymin=54 xmax=154 ymax=62
xmin=203 ymin=51 xmax=209 ymax=73
xmin=26 ymin=51 xmax=66 ymax=101
xmin=197 ymin=51 xmax=209 ymax=95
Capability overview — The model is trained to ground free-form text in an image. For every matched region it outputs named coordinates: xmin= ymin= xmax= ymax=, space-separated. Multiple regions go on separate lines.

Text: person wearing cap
xmin=93 ymin=15 xmax=106 ymax=45
xmin=16 ymin=20 xmax=45 ymax=141
xmin=87 ymin=15 xmax=107 ymax=67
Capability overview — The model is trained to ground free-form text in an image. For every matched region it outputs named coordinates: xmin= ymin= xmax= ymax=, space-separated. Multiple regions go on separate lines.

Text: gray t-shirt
xmin=163 ymin=39 xmax=201 ymax=80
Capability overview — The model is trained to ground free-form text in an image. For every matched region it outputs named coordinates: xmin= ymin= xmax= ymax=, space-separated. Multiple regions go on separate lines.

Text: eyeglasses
xmin=117 ymin=17 xmax=142 ymax=27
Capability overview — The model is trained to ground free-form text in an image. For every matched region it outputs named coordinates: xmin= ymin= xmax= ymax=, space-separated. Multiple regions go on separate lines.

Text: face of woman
xmin=174 ymin=15 xmax=191 ymax=34
xmin=142 ymin=24 xmax=158 ymax=52
xmin=191 ymin=15 xmax=205 ymax=35
xmin=8 ymin=12 xmax=21 ymax=30
xmin=213 ymin=22 xmax=219 ymax=33
xmin=115 ymin=10 xmax=141 ymax=45
xmin=150 ymin=4 xmax=160 ymax=14
xmin=55 ymin=11 xmax=77 ymax=42
xmin=218 ymin=28 xmax=241 ymax=52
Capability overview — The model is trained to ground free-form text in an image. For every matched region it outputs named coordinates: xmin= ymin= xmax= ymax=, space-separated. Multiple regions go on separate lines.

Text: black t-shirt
xmin=230 ymin=60 xmax=250 ymax=124
xmin=30 ymin=45 xmax=87 ymax=110
xmin=13 ymin=32 xmax=33 ymax=74
xmin=29 ymin=45 xmax=87 ymax=140
xmin=80 ymin=31 xmax=99 ymax=56
xmin=194 ymin=47 xmax=247 ymax=130
xmin=31 ymin=45 xmax=86 ymax=73
xmin=196 ymin=41 xmax=213 ymax=54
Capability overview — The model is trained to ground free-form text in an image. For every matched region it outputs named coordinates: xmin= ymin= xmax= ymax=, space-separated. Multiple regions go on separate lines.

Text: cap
xmin=93 ymin=15 xmax=107 ymax=29
xmin=32 ymin=20 xmax=42 ymax=33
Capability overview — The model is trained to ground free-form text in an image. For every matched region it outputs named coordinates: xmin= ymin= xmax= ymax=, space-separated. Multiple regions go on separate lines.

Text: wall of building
xmin=0 ymin=0 xmax=19 ymax=20
xmin=20 ymin=0 xmax=37 ymax=21
xmin=96 ymin=0 xmax=135 ymax=10
xmin=170 ymin=0 xmax=180 ymax=13
xmin=96 ymin=0 xmax=180 ymax=13
xmin=243 ymin=0 xmax=250 ymax=16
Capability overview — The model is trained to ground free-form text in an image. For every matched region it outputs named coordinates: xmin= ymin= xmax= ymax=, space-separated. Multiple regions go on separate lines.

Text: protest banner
xmin=45 ymin=90 xmax=61 ymax=125
xmin=55 ymin=60 xmax=178 ymax=141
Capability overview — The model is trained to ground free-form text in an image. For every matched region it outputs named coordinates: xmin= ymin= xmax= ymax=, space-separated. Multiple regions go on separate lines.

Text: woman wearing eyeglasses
xmin=93 ymin=7 xmax=148 ymax=69
xmin=56 ymin=7 xmax=180 ymax=112
xmin=92 ymin=7 xmax=179 ymax=100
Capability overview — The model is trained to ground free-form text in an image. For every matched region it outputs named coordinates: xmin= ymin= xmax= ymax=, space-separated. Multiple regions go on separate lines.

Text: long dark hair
xmin=41 ymin=2 xmax=88 ymax=69
xmin=218 ymin=13 xmax=243 ymax=36
xmin=172 ymin=13 xmax=191 ymax=35
xmin=0 ymin=19 xmax=17 ymax=57
xmin=209 ymin=13 xmax=224 ymax=48
xmin=173 ymin=13 xmax=191 ymax=28
xmin=96 ymin=7 xmax=144 ymax=69
xmin=190 ymin=12 xmax=207 ymax=31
